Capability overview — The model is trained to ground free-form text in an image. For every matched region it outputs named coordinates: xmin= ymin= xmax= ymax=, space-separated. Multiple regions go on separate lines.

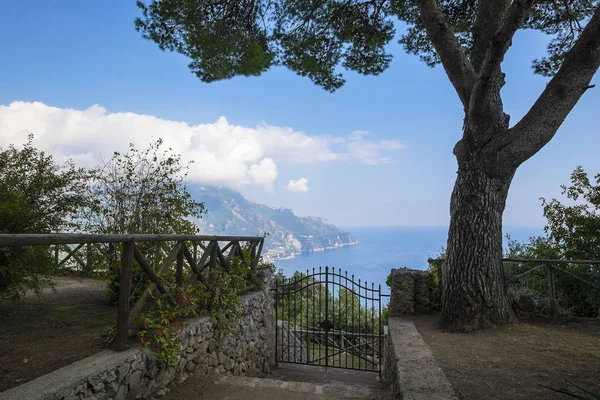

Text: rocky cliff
xmin=192 ymin=186 xmax=357 ymax=260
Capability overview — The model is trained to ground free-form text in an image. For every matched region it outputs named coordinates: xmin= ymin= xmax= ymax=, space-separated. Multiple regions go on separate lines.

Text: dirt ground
xmin=0 ymin=276 xmax=116 ymax=392
xmin=413 ymin=314 xmax=600 ymax=400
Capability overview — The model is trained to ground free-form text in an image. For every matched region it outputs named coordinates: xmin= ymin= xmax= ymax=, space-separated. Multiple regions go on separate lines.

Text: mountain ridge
xmin=192 ymin=186 xmax=358 ymax=260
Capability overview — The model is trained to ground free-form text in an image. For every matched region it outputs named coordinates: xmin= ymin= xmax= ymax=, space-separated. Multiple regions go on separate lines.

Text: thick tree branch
xmin=412 ymin=0 xmax=476 ymax=109
xmin=486 ymin=6 xmax=600 ymax=171
xmin=471 ymin=0 xmax=511 ymax=72
xmin=468 ymin=0 xmax=534 ymax=129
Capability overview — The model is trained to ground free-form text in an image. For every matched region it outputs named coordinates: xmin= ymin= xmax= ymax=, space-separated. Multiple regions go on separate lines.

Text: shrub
xmin=426 ymin=248 xmax=445 ymax=312
xmin=508 ymin=285 xmax=550 ymax=317
xmin=0 ymin=136 xmax=88 ymax=298
xmin=505 ymin=235 xmax=600 ymax=318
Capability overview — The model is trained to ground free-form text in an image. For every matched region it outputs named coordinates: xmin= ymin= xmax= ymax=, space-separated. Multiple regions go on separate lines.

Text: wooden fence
xmin=0 ymin=234 xmax=265 ymax=351
xmin=428 ymin=257 xmax=600 ymax=317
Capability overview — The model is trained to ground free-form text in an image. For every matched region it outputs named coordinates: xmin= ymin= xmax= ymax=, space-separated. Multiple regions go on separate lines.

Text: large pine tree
xmin=135 ymin=0 xmax=600 ymax=331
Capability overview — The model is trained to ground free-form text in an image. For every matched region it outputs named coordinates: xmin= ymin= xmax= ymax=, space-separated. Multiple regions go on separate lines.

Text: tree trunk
xmin=440 ymin=160 xmax=517 ymax=331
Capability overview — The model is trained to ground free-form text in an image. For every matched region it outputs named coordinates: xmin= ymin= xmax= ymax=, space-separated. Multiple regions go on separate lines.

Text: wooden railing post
xmin=252 ymin=238 xmax=264 ymax=272
xmin=54 ymin=244 xmax=59 ymax=268
xmin=86 ymin=243 xmax=92 ymax=274
xmin=176 ymin=241 xmax=184 ymax=287
xmin=210 ymin=240 xmax=217 ymax=283
xmin=115 ymin=238 xmax=135 ymax=351
xmin=547 ymin=264 xmax=557 ymax=317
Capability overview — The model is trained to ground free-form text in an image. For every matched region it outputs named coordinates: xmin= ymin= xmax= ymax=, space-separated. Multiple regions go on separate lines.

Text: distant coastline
xmin=264 ymin=239 xmax=359 ymax=262
xmin=306 ymin=239 xmax=359 ymax=253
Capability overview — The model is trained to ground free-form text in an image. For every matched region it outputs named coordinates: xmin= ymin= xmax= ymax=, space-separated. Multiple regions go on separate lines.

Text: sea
xmin=274 ymin=226 xmax=543 ymax=292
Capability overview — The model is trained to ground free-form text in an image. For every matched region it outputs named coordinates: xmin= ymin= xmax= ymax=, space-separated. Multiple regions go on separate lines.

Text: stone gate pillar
xmin=388 ymin=268 xmax=432 ymax=316
xmin=257 ymin=269 xmax=277 ymax=370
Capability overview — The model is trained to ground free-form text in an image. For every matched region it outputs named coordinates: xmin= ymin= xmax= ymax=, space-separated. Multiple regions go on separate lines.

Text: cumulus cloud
xmin=0 ymin=101 xmax=406 ymax=189
xmin=285 ymin=178 xmax=310 ymax=193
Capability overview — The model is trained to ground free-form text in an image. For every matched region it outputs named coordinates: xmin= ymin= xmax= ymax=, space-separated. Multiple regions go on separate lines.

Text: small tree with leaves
xmin=505 ymin=166 xmax=600 ymax=316
xmin=542 ymin=166 xmax=600 ymax=261
xmin=0 ymin=136 xmax=88 ymax=298
xmin=82 ymin=138 xmax=205 ymax=302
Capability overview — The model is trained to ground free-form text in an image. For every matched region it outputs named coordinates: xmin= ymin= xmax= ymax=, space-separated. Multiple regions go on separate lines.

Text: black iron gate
xmin=275 ymin=266 xmax=388 ymax=374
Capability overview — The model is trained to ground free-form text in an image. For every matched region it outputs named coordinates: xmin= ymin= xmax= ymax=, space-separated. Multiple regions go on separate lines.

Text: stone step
xmin=213 ymin=372 xmax=391 ymax=399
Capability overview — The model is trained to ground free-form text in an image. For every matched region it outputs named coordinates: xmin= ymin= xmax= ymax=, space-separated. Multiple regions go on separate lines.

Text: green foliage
xmin=526 ymin=2 xmax=599 ymax=76
xmin=135 ymin=0 xmax=274 ymax=83
xmin=136 ymin=0 xmax=394 ymax=91
xmin=230 ymin=249 xmax=265 ymax=289
xmin=541 ymin=166 xmax=600 ymax=260
xmin=505 ymin=236 xmax=600 ymax=317
xmin=81 ymin=139 xmax=205 ymax=303
xmin=0 ymin=136 xmax=88 ymax=298
xmin=98 ymin=325 xmax=117 ymax=348
xmin=258 ymin=259 xmax=277 ymax=274
xmin=426 ymin=248 xmax=446 ymax=312
xmin=139 ymin=290 xmax=186 ymax=370
xmin=382 ymin=304 xmax=389 ymax=326
xmin=277 ymin=270 xmax=383 ymax=335
xmin=134 ymin=0 xmax=598 ymax=91
xmin=505 ymin=166 xmax=600 ymax=317
xmin=138 ymin=259 xmax=248 ymax=370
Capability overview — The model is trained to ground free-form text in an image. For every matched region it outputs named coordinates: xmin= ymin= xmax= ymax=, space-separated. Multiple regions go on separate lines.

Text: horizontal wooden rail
xmin=0 ymin=233 xmax=263 ymax=247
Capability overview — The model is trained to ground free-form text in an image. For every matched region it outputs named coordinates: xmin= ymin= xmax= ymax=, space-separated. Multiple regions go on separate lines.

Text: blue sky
xmin=0 ymin=0 xmax=598 ymax=228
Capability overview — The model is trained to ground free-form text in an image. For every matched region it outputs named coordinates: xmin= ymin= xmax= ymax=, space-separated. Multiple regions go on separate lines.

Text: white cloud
xmin=285 ymin=178 xmax=310 ymax=193
xmin=0 ymin=101 xmax=406 ymax=189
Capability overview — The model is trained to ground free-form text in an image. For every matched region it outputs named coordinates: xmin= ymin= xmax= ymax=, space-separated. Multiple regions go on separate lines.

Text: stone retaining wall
xmin=0 ymin=272 xmax=275 ymax=400
xmin=383 ymin=318 xmax=458 ymax=400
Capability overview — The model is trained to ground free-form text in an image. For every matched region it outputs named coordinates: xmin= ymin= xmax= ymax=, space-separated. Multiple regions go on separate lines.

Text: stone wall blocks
xmin=116 ymin=363 xmax=131 ymax=382
xmin=184 ymin=360 xmax=197 ymax=373
xmin=214 ymin=365 xmax=226 ymax=375
xmin=208 ymin=338 xmax=217 ymax=352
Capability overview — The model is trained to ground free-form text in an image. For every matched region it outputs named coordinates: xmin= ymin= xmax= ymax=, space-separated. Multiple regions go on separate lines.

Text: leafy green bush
xmin=137 ymin=253 xmax=255 ymax=370
xmin=0 ymin=136 xmax=88 ymax=298
xmin=505 ymin=235 xmax=600 ymax=318
xmin=426 ymin=248 xmax=445 ymax=312
xmin=507 ymin=285 xmax=549 ymax=316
